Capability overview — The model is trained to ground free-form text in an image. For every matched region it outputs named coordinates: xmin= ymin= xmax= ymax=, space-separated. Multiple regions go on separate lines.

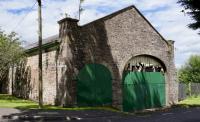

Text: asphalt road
xmin=1 ymin=107 xmax=200 ymax=122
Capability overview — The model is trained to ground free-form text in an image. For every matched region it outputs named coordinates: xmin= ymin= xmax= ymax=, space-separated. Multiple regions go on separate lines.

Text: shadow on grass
xmin=15 ymin=104 xmax=120 ymax=112
xmin=0 ymin=94 xmax=120 ymax=111
xmin=0 ymin=94 xmax=21 ymax=100
xmin=0 ymin=95 xmax=123 ymax=121
xmin=2 ymin=94 xmax=191 ymax=121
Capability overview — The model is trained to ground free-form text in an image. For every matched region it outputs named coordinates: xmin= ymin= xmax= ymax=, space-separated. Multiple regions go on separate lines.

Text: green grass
xmin=0 ymin=94 xmax=119 ymax=112
xmin=178 ymin=96 xmax=200 ymax=107
xmin=0 ymin=94 xmax=38 ymax=109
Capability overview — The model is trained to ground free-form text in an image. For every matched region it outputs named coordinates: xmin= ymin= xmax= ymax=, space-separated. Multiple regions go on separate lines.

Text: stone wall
xmin=9 ymin=49 xmax=61 ymax=105
xmin=61 ymin=7 xmax=178 ymax=108
xmin=8 ymin=6 xmax=178 ymax=109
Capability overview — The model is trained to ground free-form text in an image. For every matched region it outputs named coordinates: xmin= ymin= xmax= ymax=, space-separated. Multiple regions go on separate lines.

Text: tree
xmin=178 ymin=55 xmax=200 ymax=96
xmin=179 ymin=55 xmax=200 ymax=83
xmin=178 ymin=0 xmax=200 ymax=33
xmin=0 ymin=29 xmax=24 ymax=88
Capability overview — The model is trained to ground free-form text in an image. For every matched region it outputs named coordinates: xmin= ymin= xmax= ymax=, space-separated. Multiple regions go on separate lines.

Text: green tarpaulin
xmin=77 ymin=64 xmax=112 ymax=106
xmin=123 ymin=71 xmax=165 ymax=112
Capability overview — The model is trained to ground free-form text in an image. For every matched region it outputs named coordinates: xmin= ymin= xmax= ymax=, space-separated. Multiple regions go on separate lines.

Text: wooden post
xmin=79 ymin=0 xmax=81 ymax=20
xmin=188 ymin=82 xmax=192 ymax=97
xmin=79 ymin=0 xmax=84 ymax=20
xmin=37 ymin=0 xmax=43 ymax=108
xmin=11 ymin=64 xmax=14 ymax=95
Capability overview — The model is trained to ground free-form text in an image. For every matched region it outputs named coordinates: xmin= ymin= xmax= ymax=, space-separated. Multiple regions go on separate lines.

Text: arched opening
xmin=124 ymin=55 xmax=166 ymax=73
xmin=123 ymin=55 xmax=166 ymax=112
xmin=77 ymin=63 xmax=112 ymax=106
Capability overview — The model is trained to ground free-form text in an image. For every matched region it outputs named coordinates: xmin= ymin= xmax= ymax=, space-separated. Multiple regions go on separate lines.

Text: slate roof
xmin=25 ymin=34 xmax=59 ymax=50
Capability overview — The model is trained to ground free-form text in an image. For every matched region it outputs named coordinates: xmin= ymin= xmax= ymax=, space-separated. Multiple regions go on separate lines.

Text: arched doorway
xmin=77 ymin=63 xmax=112 ymax=106
xmin=123 ymin=55 xmax=166 ymax=112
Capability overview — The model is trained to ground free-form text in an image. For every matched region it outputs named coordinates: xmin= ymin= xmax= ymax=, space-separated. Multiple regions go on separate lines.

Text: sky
xmin=0 ymin=0 xmax=200 ymax=68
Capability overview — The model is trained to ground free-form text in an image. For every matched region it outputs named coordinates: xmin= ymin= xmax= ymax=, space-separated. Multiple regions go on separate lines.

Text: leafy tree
xmin=178 ymin=55 xmax=200 ymax=83
xmin=178 ymin=55 xmax=200 ymax=96
xmin=0 ymin=29 xmax=24 ymax=84
xmin=178 ymin=0 xmax=200 ymax=33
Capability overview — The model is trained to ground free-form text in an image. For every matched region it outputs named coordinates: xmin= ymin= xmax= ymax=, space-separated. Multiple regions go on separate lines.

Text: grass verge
xmin=0 ymin=94 xmax=119 ymax=112
xmin=178 ymin=96 xmax=200 ymax=107
xmin=0 ymin=94 xmax=37 ymax=108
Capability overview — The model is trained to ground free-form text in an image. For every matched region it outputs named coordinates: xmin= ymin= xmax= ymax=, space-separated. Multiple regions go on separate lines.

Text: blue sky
xmin=0 ymin=0 xmax=200 ymax=68
xmin=7 ymin=7 xmax=33 ymax=14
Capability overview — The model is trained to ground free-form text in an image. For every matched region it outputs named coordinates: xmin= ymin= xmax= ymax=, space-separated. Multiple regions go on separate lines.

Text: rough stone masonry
xmin=7 ymin=5 xmax=178 ymax=110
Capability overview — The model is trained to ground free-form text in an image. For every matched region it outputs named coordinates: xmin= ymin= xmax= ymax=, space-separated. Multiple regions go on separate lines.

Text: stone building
xmin=8 ymin=5 xmax=178 ymax=111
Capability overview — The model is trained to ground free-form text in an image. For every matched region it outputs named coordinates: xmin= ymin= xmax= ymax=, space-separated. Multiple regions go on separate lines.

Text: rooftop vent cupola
xmin=58 ymin=17 xmax=79 ymax=38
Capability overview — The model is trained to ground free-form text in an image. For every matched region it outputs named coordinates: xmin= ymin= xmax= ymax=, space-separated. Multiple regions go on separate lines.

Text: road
xmin=0 ymin=107 xmax=200 ymax=122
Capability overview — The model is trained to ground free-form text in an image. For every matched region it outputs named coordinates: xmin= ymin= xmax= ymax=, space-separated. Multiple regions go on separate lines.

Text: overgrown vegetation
xmin=0 ymin=29 xmax=24 ymax=90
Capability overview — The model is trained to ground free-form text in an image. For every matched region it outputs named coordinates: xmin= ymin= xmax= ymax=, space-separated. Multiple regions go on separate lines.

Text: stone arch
xmin=100 ymin=62 xmax=115 ymax=79
xmin=122 ymin=54 xmax=167 ymax=111
xmin=120 ymin=54 xmax=167 ymax=76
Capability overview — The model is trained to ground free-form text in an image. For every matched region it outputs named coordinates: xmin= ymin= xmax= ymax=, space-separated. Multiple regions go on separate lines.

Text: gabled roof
xmin=81 ymin=5 xmax=167 ymax=44
xmin=25 ymin=5 xmax=168 ymax=51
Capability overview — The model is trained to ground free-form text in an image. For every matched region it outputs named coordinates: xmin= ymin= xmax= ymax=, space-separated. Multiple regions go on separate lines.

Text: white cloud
xmin=140 ymin=3 xmax=200 ymax=68
xmin=0 ymin=0 xmax=200 ymax=68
